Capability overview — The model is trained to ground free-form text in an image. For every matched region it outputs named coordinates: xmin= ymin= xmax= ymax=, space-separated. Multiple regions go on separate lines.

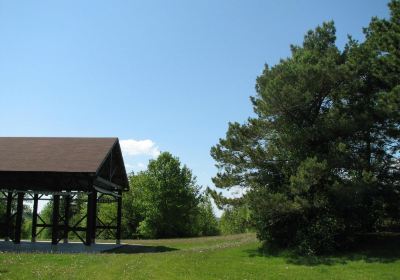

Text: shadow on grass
xmin=245 ymin=232 xmax=400 ymax=266
xmin=102 ymin=244 xmax=178 ymax=254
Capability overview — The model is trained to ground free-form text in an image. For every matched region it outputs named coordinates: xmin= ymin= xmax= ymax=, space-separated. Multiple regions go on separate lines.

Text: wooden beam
xmin=94 ymin=176 xmax=123 ymax=191
xmin=116 ymin=190 xmax=122 ymax=244
xmin=31 ymin=194 xmax=39 ymax=242
xmin=14 ymin=192 xmax=24 ymax=244
xmin=51 ymin=195 xmax=60 ymax=245
xmin=63 ymin=195 xmax=71 ymax=243
xmin=85 ymin=190 xmax=97 ymax=246
xmin=93 ymin=185 xmax=120 ymax=197
xmin=5 ymin=192 xmax=13 ymax=242
xmin=91 ymin=191 xmax=97 ymax=244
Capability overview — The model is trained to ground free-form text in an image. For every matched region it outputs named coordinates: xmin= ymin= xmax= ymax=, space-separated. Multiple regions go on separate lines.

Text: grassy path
xmin=0 ymin=233 xmax=399 ymax=279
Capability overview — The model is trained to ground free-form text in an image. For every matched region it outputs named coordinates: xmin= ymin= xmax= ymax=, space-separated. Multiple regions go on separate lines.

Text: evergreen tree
xmin=211 ymin=1 xmax=400 ymax=254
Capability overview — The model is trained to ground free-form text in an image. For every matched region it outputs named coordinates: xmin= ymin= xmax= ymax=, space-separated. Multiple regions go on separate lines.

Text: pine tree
xmin=211 ymin=1 xmax=400 ymax=254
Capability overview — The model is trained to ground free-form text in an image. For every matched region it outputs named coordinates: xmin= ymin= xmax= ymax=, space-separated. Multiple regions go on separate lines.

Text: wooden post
xmin=51 ymin=194 xmax=60 ymax=245
xmin=63 ymin=195 xmax=71 ymax=243
xmin=14 ymin=192 xmax=24 ymax=244
xmin=92 ymin=191 xmax=97 ymax=244
xmin=86 ymin=191 xmax=97 ymax=246
xmin=116 ymin=191 xmax=122 ymax=244
xmin=5 ymin=192 xmax=13 ymax=242
xmin=31 ymin=194 xmax=39 ymax=242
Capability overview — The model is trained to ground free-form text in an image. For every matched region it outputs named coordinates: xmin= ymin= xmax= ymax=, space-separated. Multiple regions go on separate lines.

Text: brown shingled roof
xmin=0 ymin=137 xmax=129 ymax=192
xmin=0 ymin=137 xmax=116 ymax=172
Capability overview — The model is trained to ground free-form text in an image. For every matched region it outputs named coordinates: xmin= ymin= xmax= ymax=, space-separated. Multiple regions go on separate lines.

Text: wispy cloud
xmin=120 ymin=139 xmax=160 ymax=158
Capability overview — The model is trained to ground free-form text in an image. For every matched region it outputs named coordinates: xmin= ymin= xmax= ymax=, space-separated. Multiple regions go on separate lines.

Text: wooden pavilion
xmin=0 ymin=137 xmax=129 ymax=246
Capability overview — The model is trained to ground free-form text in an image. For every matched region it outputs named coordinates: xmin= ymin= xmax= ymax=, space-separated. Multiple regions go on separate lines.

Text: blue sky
xmin=0 ymin=1 xmax=390 ymax=203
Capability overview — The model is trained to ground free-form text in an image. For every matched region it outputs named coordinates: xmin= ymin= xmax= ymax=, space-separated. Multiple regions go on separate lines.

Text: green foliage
xmin=0 ymin=193 xmax=32 ymax=239
xmin=97 ymin=201 xmax=118 ymax=239
xmin=211 ymin=1 xmax=400 ymax=254
xmin=193 ymin=195 xmax=220 ymax=236
xmin=22 ymin=213 xmax=32 ymax=239
xmin=37 ymin=201 xmax=53 ymax=239
xmin=123 ymin=152 xmax=213 ymax=238
xmin=121 ymin=171 xmax=146 ymax=238
xmin=219 ymin=205 xmax=253 ymax=235
xmin=37 ymin=194 xmax=87 ymax=240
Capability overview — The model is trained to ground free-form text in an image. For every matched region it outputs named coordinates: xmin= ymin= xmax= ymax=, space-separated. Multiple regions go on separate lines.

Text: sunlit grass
xmin=0 ymin=233 xmax=399 ymax=279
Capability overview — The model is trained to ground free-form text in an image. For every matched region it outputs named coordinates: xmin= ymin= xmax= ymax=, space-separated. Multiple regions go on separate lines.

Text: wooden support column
xmin=86 ymin=190 xmax=97 ymax=246
xmin=63 ymin=195 xmax=71 ymax=243
xmin=31 ymin=194 xmax=39 ymax=242
xmin=116 ymin=190 xmax=122 ymax=244
xmin=14 ymin=192 xmax=24 ymax=244
xmin=92 ymin=191 xmax=97 ymax=244
xmin=5 ymin=192 xmax=13 ymax=242
xmin=51 ymin=194 xmax=60 ymax=245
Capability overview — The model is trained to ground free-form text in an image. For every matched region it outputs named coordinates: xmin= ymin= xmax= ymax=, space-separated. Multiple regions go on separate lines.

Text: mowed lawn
xmin=1 ymin=233 xmax=400 ymax=280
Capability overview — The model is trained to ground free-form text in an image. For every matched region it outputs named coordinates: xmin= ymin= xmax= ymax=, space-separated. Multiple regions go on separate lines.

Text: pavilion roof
xmin=0 ymin=137 xmax=129 ymax=192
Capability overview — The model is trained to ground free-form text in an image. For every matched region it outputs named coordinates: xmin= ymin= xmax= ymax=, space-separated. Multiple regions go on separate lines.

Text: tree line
xmin=0 ymin=152 xmax=249 ymax=241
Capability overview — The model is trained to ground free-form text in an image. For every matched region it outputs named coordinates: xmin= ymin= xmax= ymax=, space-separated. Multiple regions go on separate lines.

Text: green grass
xmin=1 ymin=233 xmax=400 ymax=279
